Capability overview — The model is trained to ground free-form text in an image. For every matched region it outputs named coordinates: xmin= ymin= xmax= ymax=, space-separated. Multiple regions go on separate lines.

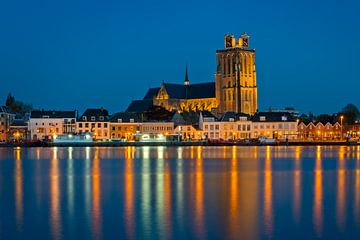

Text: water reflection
xmin=194 ymin=146 xmax=204 ymax=239
xmin=264 ymin=146 xmax=273 ymax=237
xmin=14 ymin=147 xmax=23 ymax=232
xmin=2 ymin=146 xmax=360 ymax=239
xmin=124 ymin=147 xmax=135 ymax=239
xmin=337 ymin=146 xmax=346 ymax=232
xmin=50 ymin=147 xmax=61 ymax=240
xmin=293 ymin=146 xmax=301 ymax=223
xmin=92 ymin=148 xmax=101 ymax=239
xmin=313 ymin=146 xmax=323 ymax=237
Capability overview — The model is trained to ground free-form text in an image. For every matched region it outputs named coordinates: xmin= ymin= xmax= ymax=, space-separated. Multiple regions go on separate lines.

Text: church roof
xmin=143 ymin=87 xmax=160 ymax=100
xmin=162 ymin=82 xmax=215 ymax=100
xmin=126 ymin=99 xmax=154 ymax=112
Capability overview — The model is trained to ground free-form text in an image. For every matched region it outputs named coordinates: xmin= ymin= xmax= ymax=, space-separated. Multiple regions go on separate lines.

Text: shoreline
xmin=0 ymin=141 xmax=356 ymax=148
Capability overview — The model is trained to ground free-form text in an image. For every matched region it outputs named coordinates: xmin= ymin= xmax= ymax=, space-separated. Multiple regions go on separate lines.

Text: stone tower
xmin=215 ymin=33 xmax=258 ymax=115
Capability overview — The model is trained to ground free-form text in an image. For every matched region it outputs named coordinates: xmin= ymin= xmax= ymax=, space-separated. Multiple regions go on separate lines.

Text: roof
xmin=220 ymin=112 xmax=250 ymax=121
xmin=78 ymin=108 xmax=109 ymax=122
xmin=10 ymin=119 xmax=28 ymax=127
xmin=110 ymin=112 xmax=142 ymax=123
xmin=0 ymin=106 xmax=15 ymax=114
xmin=143 ymin=88 xmax=160 ymax=99
xmin=126 ymin=99 xmax=154 ymax=112
xmin=252 ymin=112 xmax=296 ymax=122
xmin=162 ymin=82 xmax=215 ymax=99
xmin=30 ymin=110 xmax=76 ymax=119
xmin=200 ymin=110 xmax=218 ymax=120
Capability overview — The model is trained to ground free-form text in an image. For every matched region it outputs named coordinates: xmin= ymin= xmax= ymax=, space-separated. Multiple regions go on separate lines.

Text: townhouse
xmin=77 ymin=108 xmax=109 ymax=140
xmin=29 ymin=110 xmax=76 ymax=140
xmin=251 ymin=112 xmax=297 ymax=140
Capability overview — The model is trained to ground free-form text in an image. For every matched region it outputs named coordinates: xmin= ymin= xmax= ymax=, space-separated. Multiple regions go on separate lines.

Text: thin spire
xmin=184 ymin=64 xmax=190 ymax=85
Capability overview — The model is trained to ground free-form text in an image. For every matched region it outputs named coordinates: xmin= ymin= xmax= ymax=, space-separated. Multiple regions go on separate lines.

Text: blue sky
xmin=0 ymin=0 xmax=359 ymax=114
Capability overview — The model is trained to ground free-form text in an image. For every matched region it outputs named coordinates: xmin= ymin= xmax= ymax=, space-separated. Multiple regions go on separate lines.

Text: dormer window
xmin=130 ymin=118 xmax=134 ymax=123
xmin=229 ymin=118 xmax=234 ymax=122
xmin=99 ymin=116 xmax=104 ymax=121
xmin=260 ymin=116 xmax=266 ymax=121
xmin=91 ymin=116 xmax=95 ymax=121
xmin=82 ymin=116 xmax=87 ymax=121
xmin=42 ymin=115 xmax=49 ymax=118
xmin=281 ymin=116 xmax=287 ymax=121
xmin=118 ymin=119 xmax=122 ymax=123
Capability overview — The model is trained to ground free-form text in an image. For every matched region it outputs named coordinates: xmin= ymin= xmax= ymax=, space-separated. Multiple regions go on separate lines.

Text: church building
xmin=126 ymin=33 xmax=258 ymax=116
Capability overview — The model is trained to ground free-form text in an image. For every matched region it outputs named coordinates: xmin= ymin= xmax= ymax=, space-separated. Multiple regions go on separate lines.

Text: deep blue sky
xmin=1 ymin=0 xmax=359 ymax=114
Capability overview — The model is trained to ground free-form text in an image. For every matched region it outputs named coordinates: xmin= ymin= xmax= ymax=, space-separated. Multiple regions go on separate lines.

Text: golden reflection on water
xmin=313 ymin=146 xmax=323 ymax=237
xmin=264 ymin=146 xmax=273 ymax=236
xmin=229 ymin=146 xmax=239 ymax=238
xmin=293 ymin=146 xmax=301 ymax=223
xmin=14 ymin=147 xmax=23 ymax=232
xmin=337 ymin=146 xmax=346 ymax=232
xmin=125 ymin=147 xmax=135 ymax=239
xmin=92 ymin=148 xmax=101 ymax=239
xmin=194 ymin=146 xmax=204 ymax=239
xmin=50 ymin=147 xmax=61 ymax=240
xmin=356 ymin=152 xmax=360 ymax=224
xmin=141 ymin=147 xmax=151 ymax=236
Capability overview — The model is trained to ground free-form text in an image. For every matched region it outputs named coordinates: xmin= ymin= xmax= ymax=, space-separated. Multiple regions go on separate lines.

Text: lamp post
xmin=340 ymin=116 xmax=344 ymax=140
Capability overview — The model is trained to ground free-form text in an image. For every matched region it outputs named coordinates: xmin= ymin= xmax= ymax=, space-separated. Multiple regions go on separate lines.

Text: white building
xmin=77 ymin=108 xmax=110 ymax=141
xmin=251 ymin=112 xmax=298 ymax=140
xmin=29 ymin=110 xmax=76 ymax=140
xmin=199 ymin=111 xmax=252 ymax=140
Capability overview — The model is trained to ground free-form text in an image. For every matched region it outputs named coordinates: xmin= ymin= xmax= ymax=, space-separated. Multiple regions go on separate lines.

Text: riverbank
xmin=0 ymin=140 xmax=356 ymax=147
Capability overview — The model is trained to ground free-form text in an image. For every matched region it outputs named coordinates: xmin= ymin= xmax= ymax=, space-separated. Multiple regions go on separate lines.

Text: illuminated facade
xmin=29 ymin=110 xmax=76 ymax=140
xmin=215 ymin=33 xmax=258 ymax=115
xmin=77 ymin=108 xmax=109 ymax=140
xmin=127 ymin=33 xmax=258 ymax=115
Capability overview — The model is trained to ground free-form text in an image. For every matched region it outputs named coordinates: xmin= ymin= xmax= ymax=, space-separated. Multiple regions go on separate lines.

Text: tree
xmin=4 ymin=93 xmax=33 ymax=114
xmin=340 ymin=103 xmax=360 ymax=125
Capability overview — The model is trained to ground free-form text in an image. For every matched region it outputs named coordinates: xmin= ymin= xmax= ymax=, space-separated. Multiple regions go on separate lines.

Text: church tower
xmin=215 ymin=33 xmax=258 ymax=115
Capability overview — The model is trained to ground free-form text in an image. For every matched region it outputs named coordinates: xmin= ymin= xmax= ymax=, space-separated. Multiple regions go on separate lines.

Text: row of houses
xmin=1 ymin=106 xmax=344 ymax=142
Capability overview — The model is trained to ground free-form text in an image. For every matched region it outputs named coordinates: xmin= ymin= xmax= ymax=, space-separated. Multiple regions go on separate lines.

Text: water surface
xmin=0 ymin=146 xmax=360 ymax=239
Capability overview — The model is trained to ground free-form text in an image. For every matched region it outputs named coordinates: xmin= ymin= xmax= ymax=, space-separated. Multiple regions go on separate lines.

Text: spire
xmin=184 ymin=64 xmax=190 ymax=85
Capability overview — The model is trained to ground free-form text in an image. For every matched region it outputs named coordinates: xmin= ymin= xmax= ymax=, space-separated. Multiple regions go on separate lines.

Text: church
xmin=126 ymin=33 xmax=258 ymax=116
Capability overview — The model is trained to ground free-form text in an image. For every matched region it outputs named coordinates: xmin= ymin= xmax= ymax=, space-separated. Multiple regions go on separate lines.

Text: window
xmin=281 ymin=116 xmax=287 ymax=121
xmin=91 ymin=123 xmax=95 ymax=128
xmin=98 ymin=123 xmax=101 ymax=128
xmin=118 ymin=119 xmax=122 ymax=123
xmin=82 ymin=116 xmax=87 ymax=121
xmin=260 ymin=116 xmax=266 ymax=121
xmin=210 ymin=125 xmax=214 ymax=130
xmin=205 ymin=125 xmax=208 ymax=130
xmin=79 ymin=123 xmax=83 ymax=128
xmin=91 ymin=116 xmax=96 ymax=121
xmin=99 ymin=116 xmax=104 ymax=121
xmin=104 ymin=123 xmax=108 ymax=128
xmin=130 ymin=119 xmax=134 ymax=123
xmin=85 ymin=123 xmax=89 ymax=128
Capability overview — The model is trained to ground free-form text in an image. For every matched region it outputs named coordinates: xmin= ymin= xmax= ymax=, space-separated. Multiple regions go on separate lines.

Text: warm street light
xmin=340 ymin=116 xmax=344 ymax=140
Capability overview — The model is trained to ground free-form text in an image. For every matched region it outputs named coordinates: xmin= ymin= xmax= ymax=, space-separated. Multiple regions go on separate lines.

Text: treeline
xmin=4 ymin=93 xmax=34 ymax=114
xmin=299 ymin=103 xmax=360 ymax=126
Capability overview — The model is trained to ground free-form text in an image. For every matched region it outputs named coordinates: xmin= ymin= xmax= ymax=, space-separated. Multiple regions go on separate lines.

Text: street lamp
xmin=340 ymin=116 xmax=344 ymax=140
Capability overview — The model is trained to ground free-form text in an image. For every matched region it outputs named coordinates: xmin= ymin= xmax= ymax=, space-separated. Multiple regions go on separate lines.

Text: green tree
xmin=4 ymin=93 xmax=33 ymax=114
xmin=340 ymin=103 xmax=360 ymax=125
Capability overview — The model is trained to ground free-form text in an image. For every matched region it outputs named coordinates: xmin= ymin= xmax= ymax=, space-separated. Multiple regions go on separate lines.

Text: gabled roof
xmin=0 ymin=105 xmax=15 ymax=114
xmin=126 ymin=99 xmax=154 ymax=113
xmin=252 ymin=112 xmax=296 ymax=122
xmin=143 ymin=88 xmax=160 ymax=100
xmin=200 ymin=110 xmax=218 ymax=120
xmin=30 ymin=110 xmax=76 ymax=119
xmin=78 ymin=108 xmax=109 ymax=122
xmin=161 ymin=82 xmax=215 ymax=100
xmin=110 ymin=112 xmax=142 ymax=123
xmin=220 ymin=112 xmax=250 ymax=122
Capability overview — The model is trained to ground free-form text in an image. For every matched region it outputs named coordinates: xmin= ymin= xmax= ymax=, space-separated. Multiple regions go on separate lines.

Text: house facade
xmin=77 ymin=108 xmax=109 ymax=140
xmin=29 ymin=110 xmax=76 ymax=140
xmin=251 ymin=112 xmax=297 ymax=140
